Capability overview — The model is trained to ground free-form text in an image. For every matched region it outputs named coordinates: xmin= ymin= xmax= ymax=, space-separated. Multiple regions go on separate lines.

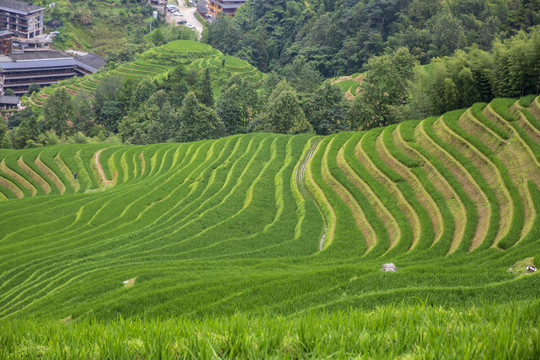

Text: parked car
xmin=177 ymin=20 xmax=187 ymax=25
xmin=186 ymin=23 xmax=194 ymax=29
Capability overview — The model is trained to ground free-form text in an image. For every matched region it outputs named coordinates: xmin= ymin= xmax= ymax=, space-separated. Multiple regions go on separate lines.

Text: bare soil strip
xmin=416 ymin=123 xmax=469 ymax=254
xmin=55 ymin=154 xmax=80 ymax=193
xmin=93 ymin=149 xmax=113 ymax=187
xmin=18 ymin=157 xmax=50 ymax=194
xmin=339 ymin=138 xmax=400 ymax=250
xmin=0 ymin=160 xmax=36 ymax=196
xmin=139 ymin=151 xmax=146 ymax=176
xmin=322 ymin=139 xmax=377 ymax=251
xmin=0 ymin=176 xmax=23 ymax=198
xmin=355 ymin=135 xmax=420 ymax=249
xmin=380 ymin=129 xmax=443 ymax=246
xmin=35 ymin=155 xmax=65 ymax=195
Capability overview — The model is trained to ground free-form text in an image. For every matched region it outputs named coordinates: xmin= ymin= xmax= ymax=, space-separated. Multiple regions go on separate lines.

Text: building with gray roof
xmin=0 ymin=51 xmax=104 ymax=95
xmin=0 ymin=0 xmax=45 ymax=41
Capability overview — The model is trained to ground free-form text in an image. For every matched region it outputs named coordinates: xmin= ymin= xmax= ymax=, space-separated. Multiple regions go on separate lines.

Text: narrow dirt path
xmin=295 ymin=138 xmax=327 ymax=250
xmin=94 ymin=149 xmax=113 ymax=187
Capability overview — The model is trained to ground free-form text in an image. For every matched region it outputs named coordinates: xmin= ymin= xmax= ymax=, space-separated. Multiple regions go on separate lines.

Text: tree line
xmin=1 ymin=24 xmax=539 ymax=149
xmin=351 ymin=26 xmax=540 ymax=130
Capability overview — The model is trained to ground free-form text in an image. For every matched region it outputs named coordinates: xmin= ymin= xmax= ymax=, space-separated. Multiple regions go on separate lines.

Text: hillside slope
xmin=0 ymin=97 xmax=538 ymax=320
xmin=29 ymin=40 xmax=264 ymax=106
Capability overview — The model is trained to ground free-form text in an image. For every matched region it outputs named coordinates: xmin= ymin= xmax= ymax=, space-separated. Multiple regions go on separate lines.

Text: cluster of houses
xmin=0 ymin=0 xmax=104 ymax=116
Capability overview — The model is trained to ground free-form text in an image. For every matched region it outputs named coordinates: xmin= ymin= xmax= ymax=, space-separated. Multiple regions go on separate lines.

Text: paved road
xmin=165 ymin=0 xmax=203 ymax=39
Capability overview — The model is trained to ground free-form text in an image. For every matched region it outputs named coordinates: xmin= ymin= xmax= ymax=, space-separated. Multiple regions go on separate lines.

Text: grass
xmin=2 ymin=301 xmax=539 ymax=359
xmin=0 ymin=97 xmax=539 ymax=356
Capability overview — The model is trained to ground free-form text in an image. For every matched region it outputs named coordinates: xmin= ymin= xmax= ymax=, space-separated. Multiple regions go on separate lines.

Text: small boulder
xmin=381 ymin=263 xmax=397 ymax=272
xmin=526 ymin=265 xmax=537 ymax=273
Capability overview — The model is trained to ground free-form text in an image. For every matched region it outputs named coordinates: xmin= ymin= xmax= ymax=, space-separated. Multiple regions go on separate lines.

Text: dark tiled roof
xmin=75 ymin=53 xmax=105 ymax=71
xmin=0 ymin=0 xmax=44 ymax=14
xmin=0 ymin=58 xmax=78 ymax=70
xmin=8 ymin=50 xmax=71 ymax=61
xmin=0 ymin=95 xmax=20 ymax=105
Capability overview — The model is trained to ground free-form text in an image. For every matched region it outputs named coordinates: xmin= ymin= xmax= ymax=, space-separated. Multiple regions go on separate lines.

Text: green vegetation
xmin=207 ymin=0 xmax=540 ymax=78
xmin=2 ymin=301 xmax=539 ymax=359
xmin=1 ymin=90 xmax=539 ymax=356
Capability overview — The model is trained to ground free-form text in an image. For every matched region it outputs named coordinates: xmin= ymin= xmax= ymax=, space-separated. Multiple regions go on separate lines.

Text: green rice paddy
xmin=1 ymin=97 xmax=539 ymax=358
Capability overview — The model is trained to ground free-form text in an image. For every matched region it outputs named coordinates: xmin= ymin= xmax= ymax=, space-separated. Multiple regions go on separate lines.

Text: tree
xmin=14 ymin=116 xmax=41 ymax=149
xmin=130 ymin=78 xmax=157 ymax=111
xmin=0 ymin=131 xmax=12 ymax=149
xmin=71 ymin=94 xmax=95 ymax=134
xmin=179 ymin=92 xmax=225 ymax=142
xmin=148 ymin=100 xmax=181 ymax=143
xmin=43 ymin=88 xmax=72 ymax=135
xmin=162 ymin=65 xmax=189 ymax=107
xmin=198 ymin=68 xmax=214 ymax=107
xmin=93 ymin=76 xmax=124 ymax=128
xmin=351 ymin=47 xmax=416 ymax=129
xmin=100 ymin=101 xmax=123 ymax=132
xmin=428 ymin=8 xmax=467 ymax=57
xmin=264 ymin=89 xmax=313 ymax=134
xmin=150 ymin=28 xmax=164 ymax=46
xmin=28 ymin=83 xmax=41 ymax=95
xmin=304 ymin=82 xmax=349 ymax=135
xmin=217 ymin=74 xmax=259 ymax=134
xmin=0 ymin=121 xmax=8 ymax=149
xmin=283 ymin=58 xmax=324 ymax=94
xmin=4 ymin=88 xmax=15 ymax=96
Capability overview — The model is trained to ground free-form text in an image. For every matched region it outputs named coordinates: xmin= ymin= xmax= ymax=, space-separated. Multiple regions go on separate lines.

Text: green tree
xmin=28 ymin=83 xmax=41 ymax=95
xmin=283 ymin=58 xmax=323 ymax=94
xmin=148 ymin=100 xmax=181 ymax=143
xmin=198 ymin=68 xmax=214 ymax=107
xmin=162 ymin=65 xmax=189 ymax=107
xmin=304 ymin=82 xmax=349 ymax=135
xmin=93 ymin=76 xmax=124 ymax=128
xmin=179 ymin=92 xmax=225 ymax=142
xmin=3 ymin=88 xmax=15 ymax=96
xmin=71 ymin=94 xmax=95 ymax=134
xmin=100 ymin=101 xmax=123 ymax=132
xmin=265 ymin=89 xmax=313 ymax=134
xmin=0 ymin=131 xmax=12 ymax=149
xmin=217 ymin=74 xmax=259 ymax=134
xmin=43 ymin=88 xmax=72 ymax=135
xmin=352 ymin=47 xmax=416 ymax=129
xmin=130 ymin=78 xmax=157 ymax=111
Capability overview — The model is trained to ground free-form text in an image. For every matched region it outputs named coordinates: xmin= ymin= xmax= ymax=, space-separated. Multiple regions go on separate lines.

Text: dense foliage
xmin=207 ymin=0 xmax=540 ymax=77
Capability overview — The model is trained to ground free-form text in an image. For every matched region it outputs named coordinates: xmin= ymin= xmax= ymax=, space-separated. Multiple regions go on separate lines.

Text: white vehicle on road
xmin=186 ymin=23 xmax=194 ymax=29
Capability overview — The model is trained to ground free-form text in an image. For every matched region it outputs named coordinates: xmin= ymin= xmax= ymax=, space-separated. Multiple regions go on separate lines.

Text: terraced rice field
xmin=29 ymin=41 xmax=265 ymax=107
xmin=0 ymin=98 xmax=539 ymax=327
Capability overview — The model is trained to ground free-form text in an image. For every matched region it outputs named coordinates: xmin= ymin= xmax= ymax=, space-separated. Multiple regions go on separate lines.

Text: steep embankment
xmin=0 ymin=98 xmax=538 ymax=320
